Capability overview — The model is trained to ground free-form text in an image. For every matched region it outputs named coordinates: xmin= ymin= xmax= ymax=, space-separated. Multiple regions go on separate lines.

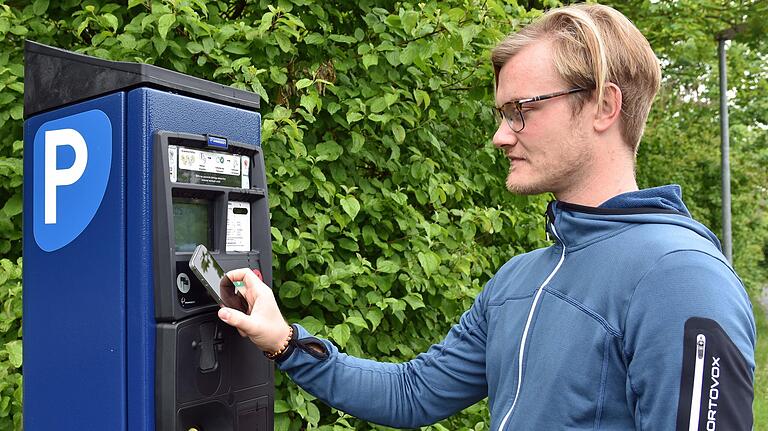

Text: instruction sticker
xmin=241 ymin=155 xmax=250 ymax=189
xmin=226 ymin=201 xmax=251 ymax=252
xmin=168 ymin=145 xmax=178 ymax=182
xmin=174 ymin=147 xmax=242 ymax=187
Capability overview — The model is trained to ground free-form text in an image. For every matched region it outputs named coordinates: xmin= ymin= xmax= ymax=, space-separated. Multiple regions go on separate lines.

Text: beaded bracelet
xmin=264 ymin=325 xmax=294 ymax=360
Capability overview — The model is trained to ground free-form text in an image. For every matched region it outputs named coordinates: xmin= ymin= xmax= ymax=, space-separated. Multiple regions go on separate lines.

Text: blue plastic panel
xmin=126 ymin=88 xmax=260 ymax=431
xmin=23 ymin=92 xmax=127 ymax=430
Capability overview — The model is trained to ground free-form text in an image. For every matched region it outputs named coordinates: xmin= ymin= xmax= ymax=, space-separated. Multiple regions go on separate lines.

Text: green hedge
xmin=0 ymin=259 xmax=21 ymax=430
xmin=1 ymin=1 xmax=766 ymax=430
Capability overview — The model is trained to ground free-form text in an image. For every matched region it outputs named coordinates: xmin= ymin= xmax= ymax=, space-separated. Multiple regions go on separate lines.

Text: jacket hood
xmin=547 ymin=185 xmax=722 ymax=250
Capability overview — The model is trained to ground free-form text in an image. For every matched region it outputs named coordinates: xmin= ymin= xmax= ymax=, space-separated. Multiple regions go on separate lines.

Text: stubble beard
xmin=504 ymin=131 xmax=594 ymax=197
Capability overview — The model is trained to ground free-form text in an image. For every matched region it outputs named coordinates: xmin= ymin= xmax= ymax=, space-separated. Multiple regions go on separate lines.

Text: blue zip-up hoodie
xmin=277 ymin=185 xmax=756 ymax=430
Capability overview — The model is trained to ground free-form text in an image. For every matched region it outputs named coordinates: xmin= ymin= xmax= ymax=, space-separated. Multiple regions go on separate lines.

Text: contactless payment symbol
xmin=33 ymin=109 xmax=112 ymax=252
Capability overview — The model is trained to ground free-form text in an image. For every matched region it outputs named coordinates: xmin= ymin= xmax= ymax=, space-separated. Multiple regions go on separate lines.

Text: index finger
xmin=226 ymin=268 xmax=267 ymax=308
xmin=226 ymin=267 xmax=265 ymax=286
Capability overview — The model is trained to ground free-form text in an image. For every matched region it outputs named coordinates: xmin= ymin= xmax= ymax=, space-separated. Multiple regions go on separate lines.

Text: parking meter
xmin=22 ymin=41 xmax=274 ymax=430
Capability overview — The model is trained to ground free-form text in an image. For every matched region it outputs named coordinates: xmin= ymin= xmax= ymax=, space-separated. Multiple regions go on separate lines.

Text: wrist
xmin=265 ymin=323 xmax=293 ymax=360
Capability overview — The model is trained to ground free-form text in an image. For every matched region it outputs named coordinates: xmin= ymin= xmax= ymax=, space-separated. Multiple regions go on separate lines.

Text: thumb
xmin=218 ymin=307 xmax=259 ymax=335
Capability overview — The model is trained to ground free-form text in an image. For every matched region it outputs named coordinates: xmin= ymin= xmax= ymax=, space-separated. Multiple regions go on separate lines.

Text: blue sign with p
xmin=33 ymin=109 xmax=112 ymax=252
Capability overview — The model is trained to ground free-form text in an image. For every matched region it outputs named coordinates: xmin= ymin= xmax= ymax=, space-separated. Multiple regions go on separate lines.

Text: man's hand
xmin=217 ymin=268 xmax=291 ymax=354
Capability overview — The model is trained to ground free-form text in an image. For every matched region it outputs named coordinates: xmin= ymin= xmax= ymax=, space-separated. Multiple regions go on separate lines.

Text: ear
xmin=593 ymin=82 xmax=622 ymax=133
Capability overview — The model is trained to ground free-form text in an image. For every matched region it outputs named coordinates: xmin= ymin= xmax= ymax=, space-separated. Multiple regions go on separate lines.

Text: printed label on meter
xmin=174 ymin=147 xmax=243 ymax=187
xmin=226 ymin=201 xmax=251 ymax=252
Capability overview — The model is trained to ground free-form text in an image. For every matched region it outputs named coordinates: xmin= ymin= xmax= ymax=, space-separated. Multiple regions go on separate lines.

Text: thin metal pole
xmin=718 ymin=38 xmax=733 ymax=264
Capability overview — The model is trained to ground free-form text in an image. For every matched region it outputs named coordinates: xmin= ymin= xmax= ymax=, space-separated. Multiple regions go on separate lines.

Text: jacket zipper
xmin=497 ymin=209 xmax=566 ymax=431
xmin=688 ymin=334 xmax=706 ymax=431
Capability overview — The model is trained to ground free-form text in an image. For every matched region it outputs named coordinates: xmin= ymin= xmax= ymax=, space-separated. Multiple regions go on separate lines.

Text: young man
xmin=218 ymin=4 xmax=755 ymax=429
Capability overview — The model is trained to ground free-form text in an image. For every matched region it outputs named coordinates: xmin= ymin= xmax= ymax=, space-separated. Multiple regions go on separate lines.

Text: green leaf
xmin=401 ymin=10 xmax=419 ymax=34
xmin=329 ymin=34 xmax=357 ymax=44
xmin=300 ymin=93 xmax=319 ymax=113
xmin=286 ymin=175 xmax=310 ymax=192
xmin=346 ymin=315 xmax=368 ymax=329
xmin=187 ymin=41 xmax=203 ymax=54
xmin=362 ymin=53 xmax=378 ymax=69
xmin=10 ymin=25 xmax=27 ymax=36
xmin=340 ymin=196 xmax=360 ymax=220
xmin=403 ymin=293 xmax=425 ymax=310
xmin=274 ymin=32 xmax=292 ymax=53
xmin=376 ymin=258 xmax=400 ymax=273
xmin=327 ymin=102 xmax=341 ymax=115
xmin=32 ymin=0 xmax=49 ymax=15
xmin=370 ymin=97 xmax=387 ymax=113
xmin=315 ymin=141 xmax=342 ymax=161
xmin=152 ymin=36 xmax=168 ymax=55
xmin=414 ymin=89 xmax=431 ymax=107
xmin=269 ymin=66 xmax=288 ymax=85
xmin=2 ymin=193 xmax=22 ymax=216
xmin=368 ymin=113 xmax=390 ymax=123
xmin=296 ymin=78 xmax=313 ymax=90
xmin=331 ymin=323 xmax=351 ymax=347
xmin=249 ymin=78 xmax=269 ymax=104
xmin=338 ymin=238 xmax=359 ymax=251
xmin=365 ymin=308 xmax=384 ymax=330
xmin=103 ymin=13 xmax=119 ymax=32
xmin=305 ymin=401 xmax=320 ymax=424
xmin=128 ymin=0 xmax=145 ymax=8
xmin=6 ymin=340 xmax=21 ymax=368
xmin=392 ymin=124 xmax=406 ymax=143
xmin=297 ymin=316 xmax=324 ymax=334
xmin=117 ymin=34 xmax=137 ymax=50
xmin=286 ymin=238 xmax=301 ymax=253
xmin=417 ymin=251 xmax=440 ymax=277
xmin=271 ymin=227 xmax=283 ymax=245
xmin=274 ymin=400 xmax=290 ymax=413
xmin=279 ymin=281 xmax=302 ymax=298
xmin=274 ymin=415 xmax=290 ymax=431
xmin=9 ymin=105 xmax=23 ymax=121
xmin=202 ymin=37 xmax=214 ymax=53
xmin=157 ymin=13 xmax=176 ymax=39
xmin=350 ymin=132 xmax=364 ymax=153
xmin=304 ymin=32 xmax=324 ymax=45
xmin=346 ymin=111 xmax=364 ymax=123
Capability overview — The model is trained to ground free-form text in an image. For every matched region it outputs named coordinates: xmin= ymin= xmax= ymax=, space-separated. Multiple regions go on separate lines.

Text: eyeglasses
xmin=494 ymin=87 xmax=591 ymax=132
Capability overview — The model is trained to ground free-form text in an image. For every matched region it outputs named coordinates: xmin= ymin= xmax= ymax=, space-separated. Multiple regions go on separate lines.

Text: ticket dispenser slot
xmin=153 ymin=131 xmax=273 ymax=431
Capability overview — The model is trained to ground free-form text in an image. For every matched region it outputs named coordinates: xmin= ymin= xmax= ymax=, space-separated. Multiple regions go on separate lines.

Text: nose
xmin=492 ymin=121 xmax=518 ymax=149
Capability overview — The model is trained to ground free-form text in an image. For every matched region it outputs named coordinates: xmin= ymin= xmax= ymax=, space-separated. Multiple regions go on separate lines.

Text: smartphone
xmin=188 ymin=244 xmax=249 ymax=313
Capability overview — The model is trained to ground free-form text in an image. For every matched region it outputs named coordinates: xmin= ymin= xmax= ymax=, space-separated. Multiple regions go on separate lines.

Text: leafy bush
xmin=1 ymin=0 xmax=765 ymax=430
xmin=0 ymin=259 xmax=22 ymax=431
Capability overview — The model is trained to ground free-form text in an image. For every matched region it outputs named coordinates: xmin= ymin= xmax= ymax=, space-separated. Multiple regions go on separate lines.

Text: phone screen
xmin=189 ymin=244 xmax=248 ymax=313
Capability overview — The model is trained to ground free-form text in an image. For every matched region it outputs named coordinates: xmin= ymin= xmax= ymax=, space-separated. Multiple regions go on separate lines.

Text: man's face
xmin=493 ymin=40 xmax=596 ymax=198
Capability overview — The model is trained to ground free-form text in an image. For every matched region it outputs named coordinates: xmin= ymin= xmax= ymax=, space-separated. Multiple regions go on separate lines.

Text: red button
xmin=252 ymin=269 xmax=263 ymax=281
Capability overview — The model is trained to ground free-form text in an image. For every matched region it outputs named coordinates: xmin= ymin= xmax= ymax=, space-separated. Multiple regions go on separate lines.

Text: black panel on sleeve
xmin=675 ymin=317 xmax=753 ymax=430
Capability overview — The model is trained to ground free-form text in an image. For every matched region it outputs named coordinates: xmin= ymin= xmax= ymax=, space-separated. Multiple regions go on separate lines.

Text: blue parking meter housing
xmin=23 ymin=41 xmax=274 ymax=430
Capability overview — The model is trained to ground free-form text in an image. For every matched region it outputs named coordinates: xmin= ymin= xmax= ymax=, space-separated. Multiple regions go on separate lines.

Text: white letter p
xmin=45 ymin=129 xmax=88 ymax=224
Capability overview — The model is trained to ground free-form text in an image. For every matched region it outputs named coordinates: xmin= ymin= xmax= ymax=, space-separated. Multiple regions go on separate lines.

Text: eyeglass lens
xmin=499 ymin=105 xmax=524 ymax=132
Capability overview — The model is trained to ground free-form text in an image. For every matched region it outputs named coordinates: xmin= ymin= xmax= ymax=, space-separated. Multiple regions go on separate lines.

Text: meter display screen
xmin=173 ymin=198 xmax=212 ymax=252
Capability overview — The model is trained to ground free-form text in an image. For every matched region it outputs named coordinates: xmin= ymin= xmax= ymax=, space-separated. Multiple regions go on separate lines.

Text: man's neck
xmin=555 ymin=154 xmax=639 ymax=207
xmin=556 ymin=179 xmax=639 ymax=207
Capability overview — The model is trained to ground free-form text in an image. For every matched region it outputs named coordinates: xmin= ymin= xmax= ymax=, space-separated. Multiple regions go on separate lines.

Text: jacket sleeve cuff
xmin=273 ymin=323 xmax=330 ymax=364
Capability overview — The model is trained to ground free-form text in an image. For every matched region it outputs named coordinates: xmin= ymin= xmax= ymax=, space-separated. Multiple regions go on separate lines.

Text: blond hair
xmin=491 ymin=4 xmax=661 ymax=151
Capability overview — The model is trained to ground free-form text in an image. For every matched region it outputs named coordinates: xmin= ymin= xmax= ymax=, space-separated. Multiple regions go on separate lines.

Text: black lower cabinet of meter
xmin=157 ymin=312 xmax=274 ymax=430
